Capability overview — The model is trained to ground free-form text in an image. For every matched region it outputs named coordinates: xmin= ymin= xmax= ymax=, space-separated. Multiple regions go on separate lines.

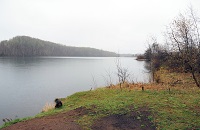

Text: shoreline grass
xmin=2 ymin=87 xmax=200 ymax=129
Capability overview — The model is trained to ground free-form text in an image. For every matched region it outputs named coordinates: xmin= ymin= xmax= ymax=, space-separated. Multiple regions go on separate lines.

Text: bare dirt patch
xmin=91 ymin=107 xmax=156 ymax=130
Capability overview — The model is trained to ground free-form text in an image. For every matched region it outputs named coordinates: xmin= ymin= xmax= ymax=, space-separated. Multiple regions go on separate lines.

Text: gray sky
xmin=0 ymin=0 xmax=199 ymax=54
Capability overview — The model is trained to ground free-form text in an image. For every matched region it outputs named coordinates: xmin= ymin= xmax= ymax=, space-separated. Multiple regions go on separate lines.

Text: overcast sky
xmin=0 ymin=0 xmax=199 ymax=54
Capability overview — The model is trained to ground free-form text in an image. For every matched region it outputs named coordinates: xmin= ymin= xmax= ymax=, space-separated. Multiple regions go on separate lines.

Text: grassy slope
xmin=63 ymin=88 xmax=200 ymax=129
xmin=1 ymin=69 xmax=200 ymax=129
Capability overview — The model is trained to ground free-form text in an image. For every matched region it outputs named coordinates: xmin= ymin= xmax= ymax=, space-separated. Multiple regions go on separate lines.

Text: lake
xmin=0 ymin=57 xmax=149 ymax=126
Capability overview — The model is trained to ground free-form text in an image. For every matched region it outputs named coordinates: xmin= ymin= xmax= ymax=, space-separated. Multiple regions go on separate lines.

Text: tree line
xmin=142 ymin=8 xmax=200 ymax=88
xmin=0 ymin=36 xmax=117 ymax=57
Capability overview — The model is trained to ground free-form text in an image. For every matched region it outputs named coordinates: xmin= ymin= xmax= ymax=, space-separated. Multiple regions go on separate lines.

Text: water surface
xmin=0 ymin=57 xmax=148 ymax=126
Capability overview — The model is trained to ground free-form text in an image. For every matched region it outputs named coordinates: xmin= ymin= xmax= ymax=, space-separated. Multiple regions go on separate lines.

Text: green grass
xmin=1 ymin=117 xmax=32 ymax=128
xmin=1 ymin=87 xmax=200 ymax=129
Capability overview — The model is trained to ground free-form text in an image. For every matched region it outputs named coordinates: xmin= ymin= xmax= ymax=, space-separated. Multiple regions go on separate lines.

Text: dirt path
xmin=2 ymin=107 xmax=156 ymax=130
xmin=2 ymin=107 xmax=86 ymax=130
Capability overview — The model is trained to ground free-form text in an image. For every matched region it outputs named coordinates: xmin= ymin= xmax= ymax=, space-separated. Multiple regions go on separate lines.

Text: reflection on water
xmin=0 ymin=57 xmax=149 ymax=126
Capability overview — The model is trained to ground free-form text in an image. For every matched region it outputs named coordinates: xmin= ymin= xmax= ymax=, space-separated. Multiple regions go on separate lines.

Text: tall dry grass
xmin=42 ymin=102 xmax=55 ymax=112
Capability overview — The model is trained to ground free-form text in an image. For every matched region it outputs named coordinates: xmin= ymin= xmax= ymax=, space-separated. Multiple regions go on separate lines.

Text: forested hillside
xmin=0 ymin=36 xmax=117 ymax=57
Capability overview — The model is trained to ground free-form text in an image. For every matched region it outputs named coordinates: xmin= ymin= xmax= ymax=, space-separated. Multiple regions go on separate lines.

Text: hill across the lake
xmin=0 ymin=36 xmax=118 ymax=57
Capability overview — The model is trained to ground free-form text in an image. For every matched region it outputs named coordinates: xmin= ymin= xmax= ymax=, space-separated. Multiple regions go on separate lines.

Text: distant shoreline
xmin=136 ymin=58 xmax=147 ymax=61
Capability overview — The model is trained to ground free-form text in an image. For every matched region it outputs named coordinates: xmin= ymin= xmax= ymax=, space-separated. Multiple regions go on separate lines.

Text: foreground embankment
xmin=1 ymin=81 xmax=200 ymax=130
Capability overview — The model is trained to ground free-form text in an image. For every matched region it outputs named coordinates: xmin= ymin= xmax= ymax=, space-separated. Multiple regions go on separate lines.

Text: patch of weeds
xmin=148 ymin=116 xmax=153 ymax=121
xmin=0 ymin=117 xmax=32 ymax=129
xmin=77 ymin=115 xmax=97 ymax=129
xmin=137 ymin=116 xmax=141 ymax=120
xmin=141 ymin=124 xmax=145 ymax=128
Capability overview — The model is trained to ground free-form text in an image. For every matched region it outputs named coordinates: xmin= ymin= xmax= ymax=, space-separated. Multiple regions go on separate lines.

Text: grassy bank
xmin=1 ymin=70 xmax=200 ymax=129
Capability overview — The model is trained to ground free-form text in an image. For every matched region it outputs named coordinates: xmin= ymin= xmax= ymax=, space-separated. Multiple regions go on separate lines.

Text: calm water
xmin=0 ymin=57 xmax=149 ymax=126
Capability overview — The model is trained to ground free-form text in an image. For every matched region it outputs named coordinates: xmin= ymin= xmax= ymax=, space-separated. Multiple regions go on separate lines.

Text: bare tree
xmin=166 ymin=9 xmax=200 ymax=88
xmin=91 ymin=74 xmax=98 ymax=90
xmin=115 ymin=59 xmax=130 ymax=90
xmin=102 ymin=70 xmax=114 ymax=88
xmin=146 ymin=38 xmax=158 ymax=83
xmin=144 ymin=37 xmax=169 ymax=83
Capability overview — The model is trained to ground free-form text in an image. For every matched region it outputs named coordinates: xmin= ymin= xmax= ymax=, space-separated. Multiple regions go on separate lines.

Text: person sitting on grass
xmin=55 ymin=98 xmax=62 ymax=108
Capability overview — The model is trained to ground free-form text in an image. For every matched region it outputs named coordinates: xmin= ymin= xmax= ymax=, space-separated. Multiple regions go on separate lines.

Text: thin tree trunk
xmin=191 ymin=71 xmax=200 ymax=88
